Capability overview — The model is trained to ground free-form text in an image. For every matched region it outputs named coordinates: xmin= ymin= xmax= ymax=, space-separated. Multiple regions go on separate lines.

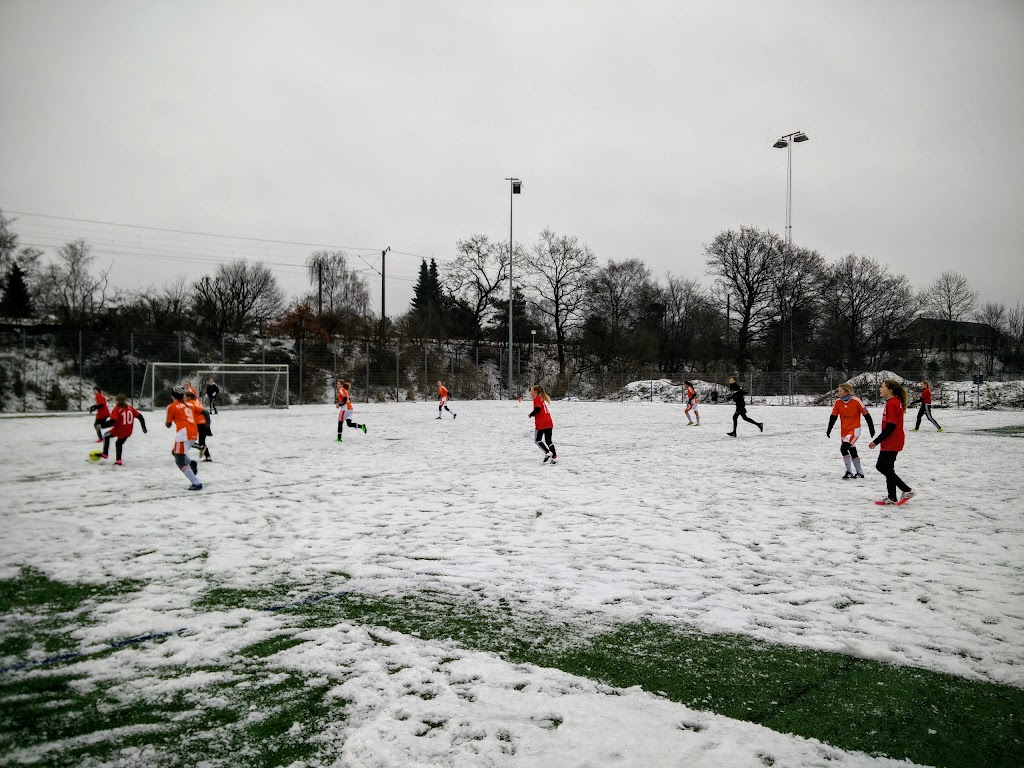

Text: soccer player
xmin=911 ymin=380 xmax=942 ymax=432
xmin=165 ymin=385 xmax=202 ymax=490
xmin=437 ymin=381 xmax=456 ymax=419
xmin=205 ymin=379 xmax=220 ymax=414
xmin=336 ymin=380 xmax=366 ymax=441
xmin=725 ymin=376 xmax=763 ymax=437
xmin=868 ymin=379 xmax=914 ymax=506
xmin=684 ymin=381 xmax=700 ymax=426
xmin=826 ymin=383 xmax=875 ymax=479
xmin=88 ymin=387 xmax=111 ymax=442
xmin=528 ymin=384 xmax=557 ymax=464
xmin=186 ymin=390 xmax=213 ymax=462
xmin=183 ymin=380 xmax=198 ymax=399
xmin=102 ymin=393 xmax=147 ymax=465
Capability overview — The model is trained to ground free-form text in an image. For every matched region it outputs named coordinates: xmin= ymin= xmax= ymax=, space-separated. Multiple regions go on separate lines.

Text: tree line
xmin=3 ymin=210 xmax=1022 ymax=383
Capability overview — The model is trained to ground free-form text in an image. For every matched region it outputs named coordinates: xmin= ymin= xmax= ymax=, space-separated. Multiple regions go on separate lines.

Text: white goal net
xmin=138 ymin=363 xmax=290 ymax=411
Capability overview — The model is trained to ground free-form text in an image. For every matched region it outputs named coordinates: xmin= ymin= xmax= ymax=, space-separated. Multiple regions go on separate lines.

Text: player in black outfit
xmin=205 ymin=379 xmax=219 ymax=414
xmin=725 ymin=376 xmax=763 ymax=437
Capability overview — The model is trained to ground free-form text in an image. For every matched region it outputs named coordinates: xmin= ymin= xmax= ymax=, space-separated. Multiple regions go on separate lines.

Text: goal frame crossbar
xmin=140 ymin=362 xmax=290 ymax=410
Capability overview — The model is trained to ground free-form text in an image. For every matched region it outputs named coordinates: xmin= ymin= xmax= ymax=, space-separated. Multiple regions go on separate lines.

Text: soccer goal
xmin=138 ymin=363 xmax=290 ymax=411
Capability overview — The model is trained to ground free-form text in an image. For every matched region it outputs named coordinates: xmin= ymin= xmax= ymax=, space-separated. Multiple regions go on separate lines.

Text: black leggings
xmin=732 ymin=411 xmax=759 ymax=430
xmin=535 ymin=428 xmax=556 ymax=457
xmin=102 ymin=435 xmax=127 ymax=460
xmin=915 ymin=403 xmax=941 ymax=430
xmin=875 ymin=451 xmax=910 ymax=501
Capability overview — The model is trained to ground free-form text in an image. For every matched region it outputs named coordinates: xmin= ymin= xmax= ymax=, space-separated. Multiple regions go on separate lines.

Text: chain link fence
xmin=1 ymin=328 xmax=1020 ymax=413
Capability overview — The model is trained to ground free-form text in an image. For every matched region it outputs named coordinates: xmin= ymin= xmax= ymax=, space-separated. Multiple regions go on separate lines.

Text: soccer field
xmin=2 ymin=401 xmax=1023 ymax=767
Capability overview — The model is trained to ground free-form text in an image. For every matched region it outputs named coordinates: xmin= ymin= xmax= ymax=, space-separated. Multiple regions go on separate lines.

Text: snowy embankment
xmin=3 ymin=401 xmax=1023 ymax=766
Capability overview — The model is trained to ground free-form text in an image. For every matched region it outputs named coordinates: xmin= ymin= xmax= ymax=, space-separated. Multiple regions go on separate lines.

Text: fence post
xmin=499 ymin=346 xmax=503 ymax=400
xmin=130 ymin=333 xmax=135 ymax=405
xmin=395 ymin=340 xmax=400 ymax=401
xmin=221 ymin=335 xmax=226 ymax=365
xmin=78 ymin=330 xmax=83 ymax=410
xmin=650 ymin=378 xmax=654 ymax=402
xmin=788 ymin=370 xmax=793 ymax=405
xmin=424 ymin=345 xmax=428 ymax=400
xmin=22 ymin=328 xmax=27 ymax=412
xmin=366 ymin=341 xmax=370 ymax=400
xmin=298 ymin=338 xmax=304 ymax=405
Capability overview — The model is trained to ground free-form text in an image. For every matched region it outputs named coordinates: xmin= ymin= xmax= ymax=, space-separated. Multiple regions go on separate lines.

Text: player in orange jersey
xmin=436 ymin=381 xmax=456 ymax=419
xmin=165 ymin=385 xmax=202 ymax=490
xmin=684 ymin=381 xmax=700 ymax=426
xmin=185 ymin=391 xmax=212 ymax=462
xmin=826 ymin=383 xmax=875 ymax=479
xmin=335 ymin=380 xmax=366 ymax=442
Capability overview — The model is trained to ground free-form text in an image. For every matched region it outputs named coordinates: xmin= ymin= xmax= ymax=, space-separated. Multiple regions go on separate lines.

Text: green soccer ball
xmin=89 ymin=450 xmax=103 ymax=462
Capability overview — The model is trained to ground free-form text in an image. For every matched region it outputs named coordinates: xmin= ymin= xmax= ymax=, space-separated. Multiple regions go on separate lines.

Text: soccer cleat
xmin=542 ymin=454 xmax=551 ymax=463
xmin=95 ymin=438 xmax=103 ymax=443
xmin=898 ymin=490 xmax=915 ymax=505
xmin=203 ymin=457 xmax=213 ymax=462
xmin=726 ymin=432 xmax=737 ymax=437
xmin=188 ymin=483 xmax=203 ymax=491
xmin=686 ymin=421 xmax=694 ymax=426
xmin=550 ymin=458 xmax=558 ymax=465
xmin=335 ymin=437 xmax=343 ymax=443
xmin=855 ymin=473 xmax=865 ymax=479
xmin=757 ymin=423 xmax=764 ymax=432
xmin=912 ymin=428 xmax=920 ymax=432
xmin=436 ymin=416 xmax=442 ymax=420
xmin=114 ymin=460 xmax=123 ymax=466
xmin=842 ymin=471 xmax=855 ymax=479
xmin=936 ymin=428 xmax=943 ymax=433
xmin=874 ymin=497 xmax=898 ymax=506
xmin=361 ymin=424 xmax=367 ymax=434
xmin=101 ymin=453 xmax=108 ymax=460
xmin=453 ymin=413 xmax=457 ymax=419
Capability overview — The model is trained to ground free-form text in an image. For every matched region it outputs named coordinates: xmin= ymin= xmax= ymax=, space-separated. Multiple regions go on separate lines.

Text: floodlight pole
xmin=773 ymin=131 xmax=809 ymax=395
xmin=505 ymin=177 xmax=521 ymax=400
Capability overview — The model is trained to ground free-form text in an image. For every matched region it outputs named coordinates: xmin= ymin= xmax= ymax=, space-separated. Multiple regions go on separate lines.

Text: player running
xmin=826 ymin=383 xmax=875 ymax=479
xmin=684 ymin=381 xmax=700 ymax=426
xmin=528 ymin=384 xmax=557 ymax=464
xmin=868 ymin=379 xmax=914 ymax=506
xmin=725 ymin=376 xmax=763 ymax=437
xmin=101 ymin=394 xmax=147 ymax=465
xmin=336 ymin=380 xmax=366 ymax=441
xmin=88 ymin=387 xmax=111 ymax=442
xmin=437 ymin=381 xmax=456 ymax=419
xmin=911 ymin=380 xmax=942 ymax=432
xmin=165 ymin=385 xmax=202 ymax=491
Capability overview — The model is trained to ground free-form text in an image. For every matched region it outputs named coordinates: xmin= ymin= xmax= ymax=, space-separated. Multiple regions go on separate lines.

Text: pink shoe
xmin=101 ymin=453 xmax=108 ymax=459
xmin=114 ymin=460 xmax=123 ymax=466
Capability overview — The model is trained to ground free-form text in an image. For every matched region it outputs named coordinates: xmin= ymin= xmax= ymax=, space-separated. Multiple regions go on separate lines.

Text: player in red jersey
xmin=868 ymin=379 xmax=914 ymax=506
xmin=101 ymin=393 xmax=147 ymax=464
xmin=336 ymin=380 xmax=366 ymax=441
xmin=684 ymin=381 xmax=700 ymax=426
xmin=826 ymin=383 xmax=875 ymax=479
xmin=436 ymin=381 xmax=456 ymax=419
xmin=165 ymin=385 xmax=202 ymax=490
xmin=528 ymin=384 xmax=557 ymax=464
xmin=88 ymin=387 xmax=111 ymax=442
xmin=911 ymin=380 xmax=943 ymax=432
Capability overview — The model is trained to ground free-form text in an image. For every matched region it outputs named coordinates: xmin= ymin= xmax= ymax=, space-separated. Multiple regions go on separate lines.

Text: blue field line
xmin=0 ymin=589 xmax=354 ymax=675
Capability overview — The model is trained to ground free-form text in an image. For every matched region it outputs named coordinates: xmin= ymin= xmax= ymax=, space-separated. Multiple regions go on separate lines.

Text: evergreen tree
xmin=0 ymin=262 xmax=34 ymax=318
xmin=410 ymin=258 xmax=448 ymax=339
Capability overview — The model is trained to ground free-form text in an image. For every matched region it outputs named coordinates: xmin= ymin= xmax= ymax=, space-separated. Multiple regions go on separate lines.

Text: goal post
xmin=138 ymin=362 xmax=290 ymax=411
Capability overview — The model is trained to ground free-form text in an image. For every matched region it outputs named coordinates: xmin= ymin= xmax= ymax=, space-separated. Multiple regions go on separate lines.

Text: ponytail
xmin=883 ymin=378 xmax=909 ymax=409
xmin=532 ymin=384 xmax=552 ymax=403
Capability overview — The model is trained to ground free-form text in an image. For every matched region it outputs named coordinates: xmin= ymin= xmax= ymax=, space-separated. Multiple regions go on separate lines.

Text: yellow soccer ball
xmin=89 ymin=450 xmax=103 ymax=462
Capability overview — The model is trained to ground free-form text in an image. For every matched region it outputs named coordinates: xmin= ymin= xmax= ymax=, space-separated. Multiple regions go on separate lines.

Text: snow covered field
xmin=2 ymin=401 xmax=1023 ymax=767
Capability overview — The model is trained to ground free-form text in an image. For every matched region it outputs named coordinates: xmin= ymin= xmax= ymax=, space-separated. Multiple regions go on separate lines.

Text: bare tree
xmin=35 ymin=239 xmax=110 ymax=326
xmin=771 ymin=244 xmax=826 ymax=369
xmin=820 ymin=254 xmax=916 ymax=370
xmin=305 ymin=250 xmax=371 ymax=338
xmin=974 ymin=301 xmax=1008 ymax=373
xmin=193 ymin=260 xmax=284 ymax=336
xmin=704 ymin=226 xmax=783 ymax=371
xmin=659 ymin=274 xmax=719 ymax=371
xmin=523 ymin=228 xmax=597 ymax=380
xmin=446 ymin=234 xmax=509 ymax=341
xmin=1006 ymin=303 xmax=1024 ymax=371
xmin=582 ymin=258 xmax=657 ymax=372
xmin=922 ymin=271 xmax=978 ymax=368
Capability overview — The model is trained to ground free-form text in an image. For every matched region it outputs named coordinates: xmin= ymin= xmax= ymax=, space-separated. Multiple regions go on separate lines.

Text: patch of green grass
xmin=0 ymin=567 xmax=147 ymax=669
xmin=974 ymin=426 xmax=1024 ymax=438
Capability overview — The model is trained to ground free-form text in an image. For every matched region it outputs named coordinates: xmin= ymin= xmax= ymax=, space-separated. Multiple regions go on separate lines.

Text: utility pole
xmin=504 ymin=178 xmax=522 ymax=399
xmin=380 ymin=246 xmax=390 ymax=339
xmin=317 ymin=262 xmax=323 ymax=317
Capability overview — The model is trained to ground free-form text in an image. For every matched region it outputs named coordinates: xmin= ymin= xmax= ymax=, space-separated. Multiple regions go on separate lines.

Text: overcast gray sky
xmin=2 ymin=0 xmax=1022 ymax=316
